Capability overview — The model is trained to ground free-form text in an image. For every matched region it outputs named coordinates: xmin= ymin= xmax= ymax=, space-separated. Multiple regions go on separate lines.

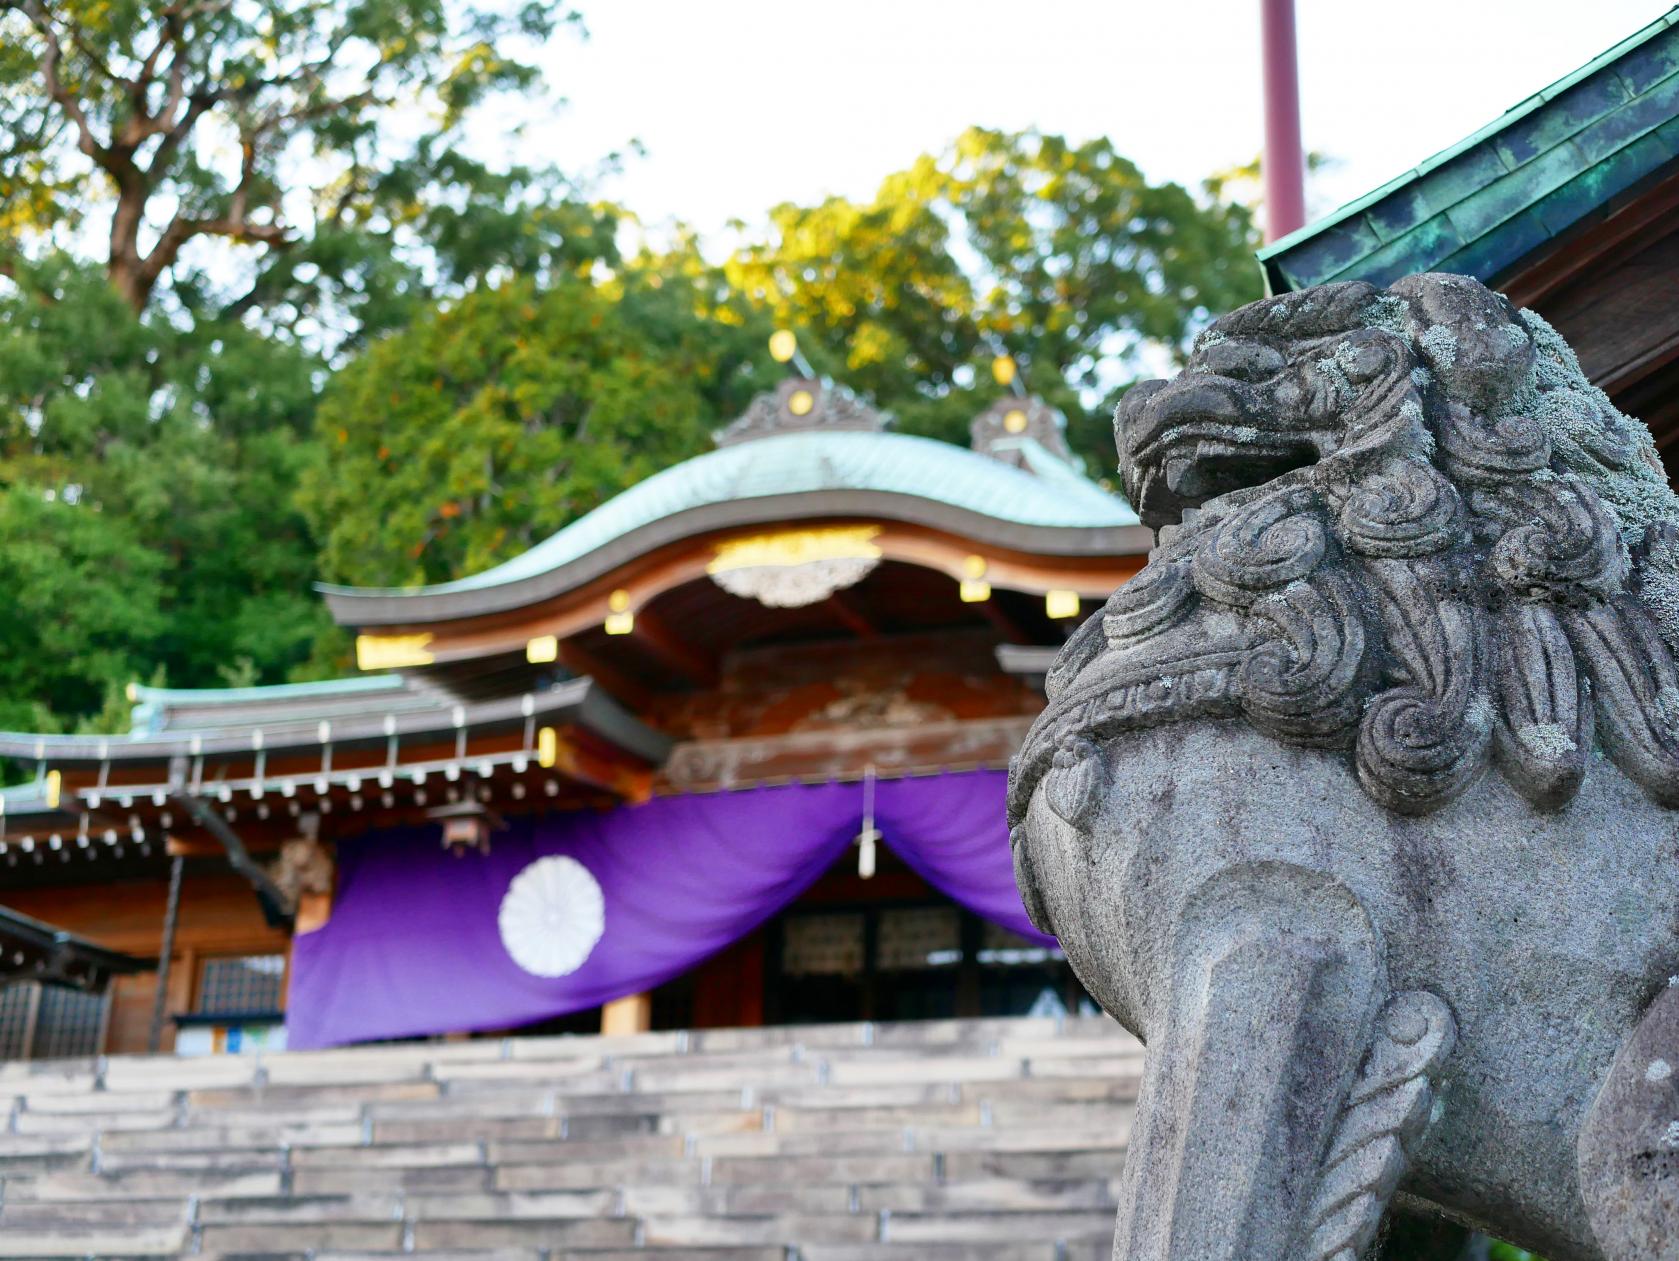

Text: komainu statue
xmin=1007 ymin=274 xmax=1679 ymax=1260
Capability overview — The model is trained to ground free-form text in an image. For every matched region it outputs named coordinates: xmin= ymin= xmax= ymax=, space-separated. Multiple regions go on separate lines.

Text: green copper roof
xmin=1259 ymin=8 xmax=1679 ymax=293
xmin=321 ymin=429 xmax=1138 ymax=601
xmin=127 ymin=675 xmax=422 ymax=735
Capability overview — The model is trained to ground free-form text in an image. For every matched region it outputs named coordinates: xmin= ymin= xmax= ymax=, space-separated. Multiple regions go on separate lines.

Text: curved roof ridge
xmin=321 ymin=428 xmax=1137 ymax=601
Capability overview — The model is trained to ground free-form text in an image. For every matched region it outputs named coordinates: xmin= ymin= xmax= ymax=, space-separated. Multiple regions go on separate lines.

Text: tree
xmin=0 ymin=0 xmax=608 ymax=339
xmin=0 ymin=0 xmax=612 ymax=728
xmin=301 ymin=263 xmax=779 ymax=587
xmin=725 ymin=127 xmax=1262 ymax=475
xmin=0 ymin=253 xmax=328 ymax=727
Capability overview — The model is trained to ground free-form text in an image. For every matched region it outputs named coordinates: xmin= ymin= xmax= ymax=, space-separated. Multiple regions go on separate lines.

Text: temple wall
xmin=4 ymin=870 xmax=289 ymax=1055
xmin=649 ymin=629 xmax=1040 ymax=742
xmin=650 ymin=630 xmax=1041 ymax=791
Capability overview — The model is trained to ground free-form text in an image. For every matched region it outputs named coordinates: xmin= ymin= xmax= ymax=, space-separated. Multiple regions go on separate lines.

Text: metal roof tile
xmin=1259 ymin=10 xmax=1679 ymax=293
xmin=322 ymin=430 xmax=1136 ymax=601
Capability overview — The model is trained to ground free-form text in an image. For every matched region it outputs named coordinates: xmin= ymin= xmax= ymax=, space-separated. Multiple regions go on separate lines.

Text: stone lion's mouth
xmin=1132 ymin=431 xmax=1320 ymax=530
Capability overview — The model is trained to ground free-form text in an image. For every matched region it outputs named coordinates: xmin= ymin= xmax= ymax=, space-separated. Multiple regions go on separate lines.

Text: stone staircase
xmin=0 ymin=1015 xmax=1141 ymax=1260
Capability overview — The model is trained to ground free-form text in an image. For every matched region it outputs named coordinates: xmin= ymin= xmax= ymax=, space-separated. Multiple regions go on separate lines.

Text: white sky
xmin=502 ymin=0 xmax=1677 ymax=249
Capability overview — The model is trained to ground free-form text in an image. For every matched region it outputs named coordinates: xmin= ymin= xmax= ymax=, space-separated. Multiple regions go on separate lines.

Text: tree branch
xmin=20 ymin=0 xmax=107 ymax=163
xmin=137 ymin=132 xmax=291 ymax=295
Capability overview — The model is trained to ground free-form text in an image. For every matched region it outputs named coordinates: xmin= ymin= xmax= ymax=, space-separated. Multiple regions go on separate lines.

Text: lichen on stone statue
xmin=1007 ymin=273 xmax=1679 ymax=1261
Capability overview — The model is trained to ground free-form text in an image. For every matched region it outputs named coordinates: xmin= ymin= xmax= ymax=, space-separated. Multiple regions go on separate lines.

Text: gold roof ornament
xmin=355 ymin=634 xmax=435 ymax=670
xmin=969 ymin=396 xmax=1079 ymax=472
xmin=707 ymin=526 xmax=883 ymax=608
xmin=714 ymin=379 xmax=888 ymax=447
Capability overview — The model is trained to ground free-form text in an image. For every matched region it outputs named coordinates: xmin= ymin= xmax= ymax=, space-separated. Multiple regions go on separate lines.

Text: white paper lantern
xmin=497 ymin=855 xmax=606 ymax=978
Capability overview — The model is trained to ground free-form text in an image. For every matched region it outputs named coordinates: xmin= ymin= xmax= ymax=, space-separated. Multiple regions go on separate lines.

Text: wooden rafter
xmin=631 ymin=607 xmax=719 ymax=687
xmin=553 ymin=640 xmax=653 ymax=711
xmin=823 ymin=590 xmax=877 ymax=639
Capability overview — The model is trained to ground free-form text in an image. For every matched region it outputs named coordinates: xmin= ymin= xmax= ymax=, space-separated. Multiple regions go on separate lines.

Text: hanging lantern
xmin=1045 ymin=589 xmax=1081 ymax=619
xmin=856 ymin=765 xmax=880 ymax=880
xmin=429 ymin=800 xmax=504 ymax=857
xmin=604 ymin=589 xmax=634 ymax=636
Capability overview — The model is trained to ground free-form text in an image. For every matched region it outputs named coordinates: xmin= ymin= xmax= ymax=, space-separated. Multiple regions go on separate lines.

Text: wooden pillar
xmin=601 ymin=992 xmax=652 ymax=1035
xmin=147 ymin=854 xmax=186 ymax=1053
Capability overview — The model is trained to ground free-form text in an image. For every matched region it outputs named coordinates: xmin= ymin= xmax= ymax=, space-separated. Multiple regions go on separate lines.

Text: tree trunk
xmin=106 ymin=169 xmax=152 ymax=312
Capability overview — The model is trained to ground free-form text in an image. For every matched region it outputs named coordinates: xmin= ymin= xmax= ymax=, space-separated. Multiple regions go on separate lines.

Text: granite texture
xmin=1008 ymin=273 xmax=1679 ymax=1259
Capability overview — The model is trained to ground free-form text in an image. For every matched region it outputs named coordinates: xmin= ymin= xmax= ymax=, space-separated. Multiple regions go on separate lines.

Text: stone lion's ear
xmin=1386 ymin=273 xmax=1534 ymax=410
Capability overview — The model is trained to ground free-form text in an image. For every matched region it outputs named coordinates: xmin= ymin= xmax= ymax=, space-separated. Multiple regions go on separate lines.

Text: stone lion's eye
xmin=1341 ymin=342 xmax=1388 ymax=383
xmin=1198 ymin=340 xmax=1286 ymax=382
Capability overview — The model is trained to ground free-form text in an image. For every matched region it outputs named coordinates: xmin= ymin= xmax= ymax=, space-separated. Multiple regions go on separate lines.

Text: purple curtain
xmin=286 ymin=770 xmax=1049 ymax=1048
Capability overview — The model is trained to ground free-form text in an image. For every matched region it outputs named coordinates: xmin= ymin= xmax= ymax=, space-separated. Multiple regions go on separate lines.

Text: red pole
xmin=1261 ymin=0 xmax=1307 ymax=242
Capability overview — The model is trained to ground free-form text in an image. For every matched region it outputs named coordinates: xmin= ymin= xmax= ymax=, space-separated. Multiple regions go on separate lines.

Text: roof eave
xmin=1258 ymin=9 xmax=1679 ymax=294
xmin=322 ymin=490 xmax=1151 ymax=629
xmin=0 ymin=679 xmax=671 ymax=769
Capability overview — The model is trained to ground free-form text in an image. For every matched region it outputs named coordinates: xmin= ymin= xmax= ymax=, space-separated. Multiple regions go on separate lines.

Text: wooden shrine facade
xmin=0 ymin=370 xmax=1146 ymax=1055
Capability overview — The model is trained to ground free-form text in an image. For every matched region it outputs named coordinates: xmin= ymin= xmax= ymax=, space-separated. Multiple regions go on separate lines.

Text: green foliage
xmin=0 ymin=0 xmax=606 ymax=333
xmin=0 ymin=0 xmax=606 ymax=725
xmin=302 ymin=265 xmax=779 ymax=586
xmin=0 ymin=254 xmax=331 ymax=724
xmin=0 ymin=9 xmax=1263 ymax=728
xmin=724 ymin=127 xmax=1262 ymax=474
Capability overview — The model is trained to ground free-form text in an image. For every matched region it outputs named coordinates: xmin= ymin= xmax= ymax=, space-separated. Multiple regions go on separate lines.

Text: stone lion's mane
xmin=1009 ymin=273 xmax=1679 ymax=830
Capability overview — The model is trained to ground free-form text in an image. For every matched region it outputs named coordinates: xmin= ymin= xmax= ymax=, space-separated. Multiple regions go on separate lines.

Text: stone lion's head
xmin=1009 ymin=273 xmax=1679 ymax=830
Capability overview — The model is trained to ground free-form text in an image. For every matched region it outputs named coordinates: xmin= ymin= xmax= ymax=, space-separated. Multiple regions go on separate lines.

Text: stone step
xmin=196 ymin=1193 xmax=403 ymax=1225
xmin=407 ymin=1218 xmax=639 ymax=1250
xmin=619 ymin=1182 xmax=853 ymax=1218
xmin=12 ymin=1107 xmax=179 ymax=1134
xmin=880 ymin=1209 xmax=1116 ymax=1244
xmin=637 ymin=1212 xmax=878 ymax=1247
xmin=195 ymin=1221 xmax=406 ymax=1256
xmin=99 ymin=1121 xmax=365 ymax=1151
xmin=857 ymin=1177 xmax=1117 ymax=1214
xmin=942 ymin=1148 xmax=1126 ymax=1183
xmin=561 ymin=1251 xmax=784 ymax=1261
xmin=492 ymin=1157 xmax=698 ymax=1193
xmin=292 ymin=1162 xmax=493 ymax=1196
xmin=1 ymin=1014 xmax=1142 ymax=1259
xmin=399 ymin=1189 xmax=619 ymax=1220
xmin=706 ymin=1154 xmax=938 ymax=1187
xmin=0 ymin=1220 xmax=189 ymax=1258
xmin=2 ymin=1167 xmax=283 ymax=1201
xmin=798 ymin=1246 xmax=1056 ymax=1261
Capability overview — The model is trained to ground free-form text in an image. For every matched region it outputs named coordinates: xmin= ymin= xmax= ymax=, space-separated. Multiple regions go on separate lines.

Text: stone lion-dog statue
xmin=1007 ymin=274 xmax=1678 ymax=1260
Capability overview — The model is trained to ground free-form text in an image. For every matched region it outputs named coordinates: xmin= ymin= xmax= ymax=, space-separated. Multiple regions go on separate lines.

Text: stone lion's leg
xmin=1113 ymin=863 xmax=1453 ymax=1261
xmin=1577 ymin=980 xmax=1679 ymax=1259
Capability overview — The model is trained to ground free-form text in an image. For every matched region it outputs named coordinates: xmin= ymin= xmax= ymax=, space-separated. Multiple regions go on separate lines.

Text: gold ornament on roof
xmin=708 ymin=526 xmax=884 ymax=608
xmin=356 ymin=633 xmax=435 ymax=670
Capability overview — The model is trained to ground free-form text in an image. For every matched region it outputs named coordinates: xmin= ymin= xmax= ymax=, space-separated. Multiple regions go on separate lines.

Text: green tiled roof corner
xmin=130 ymin=677 xmax=408 ymax=708
xmin=1259 ymin=9 xmax=1679 ymax=293
xmin=320 ymin=429 xmax=1137 ymax=601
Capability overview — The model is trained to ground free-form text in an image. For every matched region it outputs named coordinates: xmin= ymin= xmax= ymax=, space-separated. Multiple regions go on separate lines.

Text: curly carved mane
xmin=1009 ymin=273 xmax=1679 ymax=827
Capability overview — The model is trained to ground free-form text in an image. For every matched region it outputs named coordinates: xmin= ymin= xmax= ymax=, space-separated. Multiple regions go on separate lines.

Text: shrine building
xmin=0 ymin=368 xmax=1148 ymax=1057
xmin=5 ymin=5 xmax=1678 ymax=1065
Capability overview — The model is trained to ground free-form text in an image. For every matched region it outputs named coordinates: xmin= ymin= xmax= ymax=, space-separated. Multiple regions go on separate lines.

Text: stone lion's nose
xmin=1153 ymin=379 xmax=1247 ymax=429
